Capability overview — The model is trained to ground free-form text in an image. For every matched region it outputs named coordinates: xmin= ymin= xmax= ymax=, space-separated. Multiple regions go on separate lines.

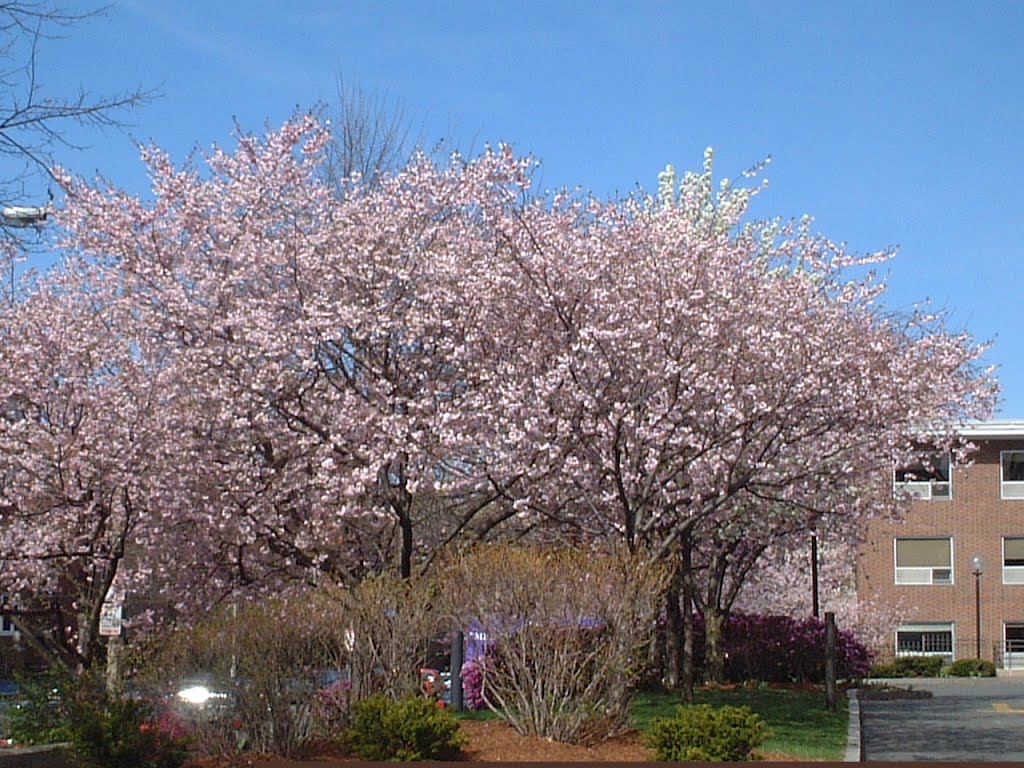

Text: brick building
xmin=858 ymin=420 xmax=1024 ymax=669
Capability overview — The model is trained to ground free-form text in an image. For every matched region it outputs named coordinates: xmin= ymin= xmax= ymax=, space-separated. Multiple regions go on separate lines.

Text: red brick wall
xmin=857 ymin=440 xmax=1024 ymax=663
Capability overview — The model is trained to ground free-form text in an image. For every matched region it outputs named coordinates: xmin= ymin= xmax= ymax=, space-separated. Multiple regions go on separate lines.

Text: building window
xmin=895 ymin=537 xmax=953 ymax=584
xmin=1005 ymin=538 xmax=1024 ymax=584
xmin=0 ymin=595 xmax=17 ymax=637
xmin=1002 ymin=451 xmax=1024 ymax=499
xmin=894 ymin=452 xmax=951 ymax=500
xmin=896 ymin=623 xmax=954 ymax=657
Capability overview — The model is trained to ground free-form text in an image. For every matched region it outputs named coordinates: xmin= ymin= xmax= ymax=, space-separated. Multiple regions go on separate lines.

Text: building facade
xmin=858 ymin=420 xmax=1024 ymax=669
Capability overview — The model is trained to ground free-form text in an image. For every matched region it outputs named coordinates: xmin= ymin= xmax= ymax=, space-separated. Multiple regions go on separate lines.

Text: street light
xmin=1 ymin=205 xmax=47 ymax=227
xmin=971 ymin=554 xmax=985 ymax=659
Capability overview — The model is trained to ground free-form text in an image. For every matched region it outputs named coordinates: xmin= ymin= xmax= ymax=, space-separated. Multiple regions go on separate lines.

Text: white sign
xmin=99 ymin=602 xmax=122 ymax=636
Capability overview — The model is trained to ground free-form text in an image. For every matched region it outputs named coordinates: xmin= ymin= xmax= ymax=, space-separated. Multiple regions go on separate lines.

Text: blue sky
xmin=25 ymin=0 xmax=1024 ymax=414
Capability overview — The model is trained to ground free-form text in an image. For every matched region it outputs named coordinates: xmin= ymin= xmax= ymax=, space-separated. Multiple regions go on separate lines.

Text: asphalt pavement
xmin=860 ymin=677 xmax=1024 ymax=761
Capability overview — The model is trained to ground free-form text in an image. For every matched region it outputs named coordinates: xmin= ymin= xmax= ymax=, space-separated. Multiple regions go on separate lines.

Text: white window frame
xmin=894 ymin=537 xmax=954 ymax=585
xmin=896 ymin=622 xmax=955 ymax=657
xmin=893 ymin=452 xmax=953 ymax=501
xmin=1004 ymin=537 xmax=1024 ymax=584
xmin=1001 ymin=451 xmax=1024 ymax=499
xmin=1004 ymin=624 xmax=1024 ymax=670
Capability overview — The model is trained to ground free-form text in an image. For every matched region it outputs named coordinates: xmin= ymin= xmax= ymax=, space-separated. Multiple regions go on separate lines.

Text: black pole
xmin=975 ymin=573 xmax=982 ymax=659
xmin=450 ymin=630 xmax=464 ymax=711
xmin=811 ymin=533 xmax=820 ymax=619
xmin=825 ymin=611 xmax=837 ymax=712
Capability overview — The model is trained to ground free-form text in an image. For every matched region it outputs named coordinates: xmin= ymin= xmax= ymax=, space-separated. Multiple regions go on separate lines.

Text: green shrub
xmin=869 ymin=656 xmax=944 ymax=678
xmin=69 ymin=697 xmax=188 ymax=768
xmin=643 ymin=703 xmax=770 ymax=762
xmin=944 ymin=658 xmax=996 ymax=677
xmin=341 ymin=694 xmax=464 ymax=761
xmin=868 ymin=662 xmax=897 ymax=678
xmin=5 ymin=669 xmax=74 ymax=745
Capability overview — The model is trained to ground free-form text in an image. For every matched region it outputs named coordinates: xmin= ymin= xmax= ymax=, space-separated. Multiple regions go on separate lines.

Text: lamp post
xmin=971 ymin=554 xmax=985 ymax=659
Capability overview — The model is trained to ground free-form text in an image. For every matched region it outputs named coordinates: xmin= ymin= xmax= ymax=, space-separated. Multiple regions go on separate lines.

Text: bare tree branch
xmin=316 ymin=74 xmax=414 ymax=190
xmin=0 ymin=2 xmax=154 ymax=201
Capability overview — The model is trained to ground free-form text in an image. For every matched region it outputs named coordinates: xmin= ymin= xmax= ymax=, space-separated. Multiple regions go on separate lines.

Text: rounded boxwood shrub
xmin=944 ymin=658 xmax=996 ymax=677
xmin=870 ymin=655 xmax=944 ymax=678
xmin=341 ymin=694 xmax=465 ymax=761
xmin=643 ymin=703 xmax=770 ymax=762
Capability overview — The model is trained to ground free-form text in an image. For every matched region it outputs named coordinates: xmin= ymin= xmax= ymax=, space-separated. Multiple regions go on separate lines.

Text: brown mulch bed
xmin=183 ymin=719 xmax=808 ymax=766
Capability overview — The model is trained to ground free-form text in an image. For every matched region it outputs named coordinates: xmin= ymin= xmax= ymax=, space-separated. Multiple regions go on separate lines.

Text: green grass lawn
xmin=455 ymin=684 xmax=849 ymax=760
xmin=631 ymin=685 xmax=849 ymax=760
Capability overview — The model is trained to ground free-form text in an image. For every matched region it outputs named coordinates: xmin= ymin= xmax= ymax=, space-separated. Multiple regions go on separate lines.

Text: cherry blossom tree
xmin=470 ymin=151 xmax=998 ymax=691
xmin=55 ymin=118 xmax=539 ymax=588
xmin=0 ymin=255 xmax=183 ymax=669
xmin=8 ymin=118 xmax=996 ymax=691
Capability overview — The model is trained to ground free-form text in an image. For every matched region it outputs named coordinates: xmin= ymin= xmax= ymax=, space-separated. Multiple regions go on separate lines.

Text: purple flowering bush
xmin=459 ymin=659 xmax=487 ymax=711
xmin=313 ymin=677 xmax=353 ymax=733
xmin=689 ymin=613 xmax=872 ymax=683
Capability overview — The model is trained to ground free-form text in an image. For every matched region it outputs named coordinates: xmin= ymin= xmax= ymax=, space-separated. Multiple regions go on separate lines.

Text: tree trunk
xmin=380 ymin=452 xmax=414 ymax=579
xmin=664 ymin=559 xmax=681 ymax=690
xmin=398 ymin=510 xmax=413 ymax=579
xmin=681 ymin=534 xmax=695 ymax=702
xmin=700 ymin=548 xmax=730 ymax=685
xmin=704 ymin=606 xmax=727 ymax=685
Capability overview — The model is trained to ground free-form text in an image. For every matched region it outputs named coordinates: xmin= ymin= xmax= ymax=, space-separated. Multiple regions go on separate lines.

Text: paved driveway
xmin=861 ymin=677 xmax=1024 ymax=761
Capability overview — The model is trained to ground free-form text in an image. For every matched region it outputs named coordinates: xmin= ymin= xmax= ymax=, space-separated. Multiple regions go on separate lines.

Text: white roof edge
xmin=955 ymin=420 xmax=1024 ymax=439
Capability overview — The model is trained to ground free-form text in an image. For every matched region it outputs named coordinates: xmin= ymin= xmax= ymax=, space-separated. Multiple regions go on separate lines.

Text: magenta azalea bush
xmin=689 ymin=613 xmax=872 ymax=683
xmin=459 ymin=659 xmax=487 ymax=711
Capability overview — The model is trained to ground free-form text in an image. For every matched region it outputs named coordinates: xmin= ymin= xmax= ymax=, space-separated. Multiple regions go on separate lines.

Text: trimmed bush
xmin=868 ymin=662 xmax=898 ymax=677
xmin=341 ymin=694 xmax=465 ymax=761
xmin=944 ymin=658 xmax=996 ymax=677
xmin=69 ymin=696 xmax=188 ymax=768
xmin=644 ymin=703 xmax=770 ymax=762
xmin=869 ymin=655 xmax=944 ymax=678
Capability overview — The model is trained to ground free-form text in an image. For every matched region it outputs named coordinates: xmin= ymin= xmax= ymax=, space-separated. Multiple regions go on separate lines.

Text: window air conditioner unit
xmin=899 ymin=481 xmax=932 ymax=500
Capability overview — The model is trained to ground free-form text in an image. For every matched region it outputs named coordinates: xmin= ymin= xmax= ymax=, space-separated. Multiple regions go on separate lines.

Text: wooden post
xmin=825 ymin=611 xmax=837 ymax=712
xmin=105 ymin=635 xmax=123 ymax=695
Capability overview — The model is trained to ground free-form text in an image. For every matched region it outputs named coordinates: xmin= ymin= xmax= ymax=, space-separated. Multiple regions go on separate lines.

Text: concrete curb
xmin=845 ymin=688 xmax=861 ymax=762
